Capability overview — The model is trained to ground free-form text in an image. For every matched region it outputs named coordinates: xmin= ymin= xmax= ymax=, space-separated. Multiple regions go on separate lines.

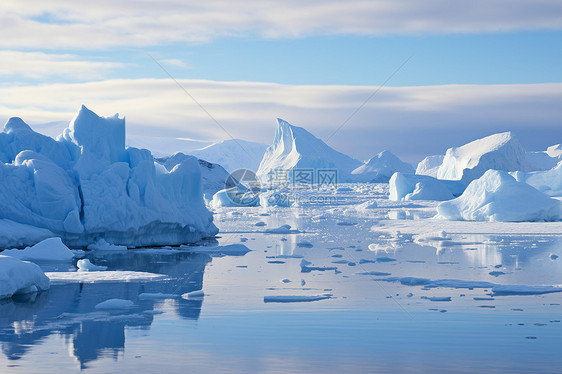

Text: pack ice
xmin=0 ymin=105 xmax=217 ymax=248
xmin=256 ymin=118 xmax=362 ymax=183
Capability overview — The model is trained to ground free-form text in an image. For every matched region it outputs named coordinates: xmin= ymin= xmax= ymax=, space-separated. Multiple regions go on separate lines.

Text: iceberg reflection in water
xmin=0 ymin=250 xmax=211 ymax=369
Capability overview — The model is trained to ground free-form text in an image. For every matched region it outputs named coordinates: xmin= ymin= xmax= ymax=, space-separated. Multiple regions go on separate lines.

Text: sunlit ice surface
xmin=1 ymin=183 xmax=562 ymax=373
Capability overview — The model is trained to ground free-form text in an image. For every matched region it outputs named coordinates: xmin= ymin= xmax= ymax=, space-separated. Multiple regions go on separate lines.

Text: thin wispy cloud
xmin=0 ymin=51 xmax=124 ymax=80
xmin=1 ymin=1 xmax=562 ymax=48
xmin=1 ymin=79 xmax=560 ymax=162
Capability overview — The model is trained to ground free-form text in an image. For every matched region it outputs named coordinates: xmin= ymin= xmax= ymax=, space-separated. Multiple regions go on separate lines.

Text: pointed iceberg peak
xmin=61 ymin=105 xmax=126 ymax=164
xmin=3 ymin=117 xmax=33 ymax=134
xmin=257 ymin=118 xmax=362 ymax=183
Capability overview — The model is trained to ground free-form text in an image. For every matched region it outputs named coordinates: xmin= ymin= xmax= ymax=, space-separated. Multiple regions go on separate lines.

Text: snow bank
xmin=351 ymin=150 xmax=414 ymax=183
xmin=1 ymin=237 xmax=74 ymax=261
xmin=389 ymin=172 xmax=465 ymax=201
xmin=437 ymin=170 xmax=562 ymax=222
xmin=416 ymin=155 xmax=444 ymax=178
xmin=0 ymin=105 xmax=217 ymax=248
xmin=437 ymin=132 xmax=526 ymax=183
xmin=256 ymin=118 xmax=362 ymax=183
xmin=0 ymin=255 xmax=50 ymax=299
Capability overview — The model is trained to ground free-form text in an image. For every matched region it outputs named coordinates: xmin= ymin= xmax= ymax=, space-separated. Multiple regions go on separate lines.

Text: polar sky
xmin=1 ymin=0 xmax=562 ymax=162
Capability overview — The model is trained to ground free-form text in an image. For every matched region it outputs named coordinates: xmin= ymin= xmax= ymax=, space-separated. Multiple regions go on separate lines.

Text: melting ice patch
xmin=264 ymin=294 xmax=332 ymax=303
xmin=377 ymin=277 xmax=562 ymax=296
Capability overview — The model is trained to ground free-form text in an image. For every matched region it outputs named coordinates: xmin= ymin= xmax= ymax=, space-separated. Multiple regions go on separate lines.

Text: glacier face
xmin=256 ymin=118 xmax=362 ymax=183
xmin=0 ymin=106 xmax=217 ymax=248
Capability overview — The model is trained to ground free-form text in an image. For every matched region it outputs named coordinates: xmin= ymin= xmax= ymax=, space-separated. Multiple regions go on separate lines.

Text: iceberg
xmin=0 ymin=255 xmax=50 ymax=299
xmin=1 ymin=237 xmax=74 ymax=262
xmin=415 ymin=155 xmax=444 ymax=178
xmin=190 ymin=139 xmax=268 ymax=173
xmin=156 ymin=152 xmax=236 ymax=199
xmin=351 ymin=150 xmax=414 ymax=182
xmin=437 ymin=132 xmax=526 ymax=183
xmin=256 ymin=118 xmax=362 ymax=184
xmin=389 ymin=173 xmax=465 ymax=201
xmin=546 ymin=144 xmax=562 ymax=159
xmin=0 ymin=105 xmax=217 ymax=249
xmin=437 ymin=170 xmax=562 ymax=222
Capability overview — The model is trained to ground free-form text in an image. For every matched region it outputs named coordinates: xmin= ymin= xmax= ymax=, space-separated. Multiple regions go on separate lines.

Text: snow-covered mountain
xmin=352 ymin=150 xmax=414 ymax=182
xmin=256 ymin=118 xmax=362 ymax=183
xmin=437 ymin=132 xmax=527 ymax=183
xmin=0 ymin=105 xmax=217 ymax=248
xmin=190 ymin=139 xmax=268 ymax=173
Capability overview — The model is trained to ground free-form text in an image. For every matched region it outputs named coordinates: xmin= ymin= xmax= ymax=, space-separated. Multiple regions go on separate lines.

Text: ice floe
xmin=263 ymin=294 xmax=332 ymax=303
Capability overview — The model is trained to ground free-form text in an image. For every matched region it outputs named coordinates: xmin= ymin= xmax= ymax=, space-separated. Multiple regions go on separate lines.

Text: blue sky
xmin=1 ymin=1 xmax=562 ymax=162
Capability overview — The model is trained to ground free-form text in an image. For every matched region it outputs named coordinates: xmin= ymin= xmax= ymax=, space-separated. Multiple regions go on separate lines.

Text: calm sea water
xmin=1 ymin=198 xmax=562 ymax=373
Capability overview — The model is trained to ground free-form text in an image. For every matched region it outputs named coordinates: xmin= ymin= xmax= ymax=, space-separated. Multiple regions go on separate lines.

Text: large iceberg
xmin=389 ymin=173 xmax=465 ymax=201
xmin=437 ymin=132 xmax=526 ymax=183
xmin=0 ymin=106 xmax=217 ymax=248
xmin=256 ymin=119 xmax=362 ymax=184
xmin=351 ymin=150 xmax=414 ymax=183
xmin=437 ymin=170 xmax=562 ymax=222
xmin=190 ymin=139 xmax=268 ymax=173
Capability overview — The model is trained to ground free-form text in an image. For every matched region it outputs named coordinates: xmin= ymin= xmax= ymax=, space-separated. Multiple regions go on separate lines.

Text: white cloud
xmin=0 ymin=1 xmax=561 ymax=48
xmin=0 ymin=51 xmax=124 ymax=79
xmin=0 ymin=78 xmax=561 ymax=163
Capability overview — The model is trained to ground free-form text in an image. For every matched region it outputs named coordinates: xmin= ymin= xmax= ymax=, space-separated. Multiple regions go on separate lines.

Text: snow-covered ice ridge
xmin=0 ymin=106 xmax=217 ymax=248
